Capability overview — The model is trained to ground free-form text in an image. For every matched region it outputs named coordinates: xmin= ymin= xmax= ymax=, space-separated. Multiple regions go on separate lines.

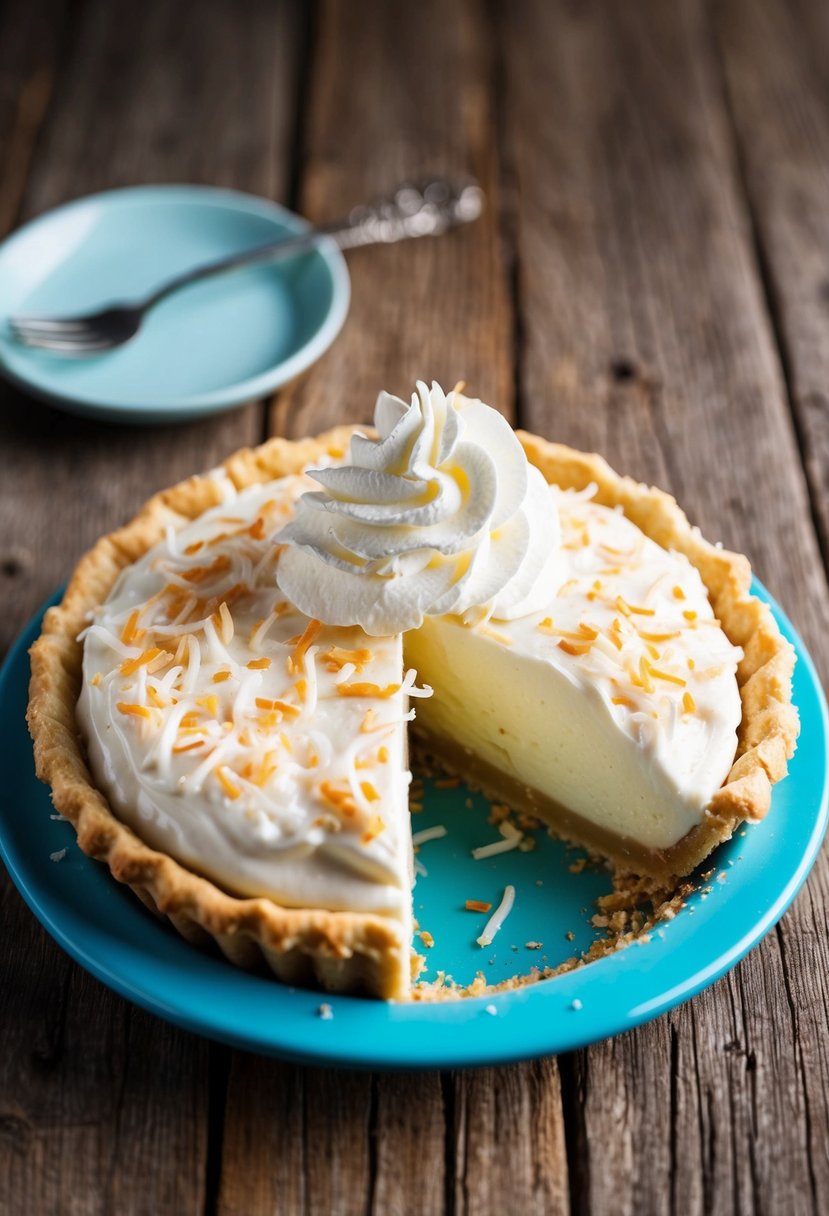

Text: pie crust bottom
xmin=413 ymin=728 xmax=737 ymax=884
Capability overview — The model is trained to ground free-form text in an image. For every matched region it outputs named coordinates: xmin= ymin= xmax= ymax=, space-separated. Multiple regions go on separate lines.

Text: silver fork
xmin=9 ymin=178 xmax=483 ymax=355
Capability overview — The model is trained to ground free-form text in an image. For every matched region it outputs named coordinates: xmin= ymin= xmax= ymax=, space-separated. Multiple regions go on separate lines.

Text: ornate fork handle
xmin=148 ymin=178 xmax=484 ymax=307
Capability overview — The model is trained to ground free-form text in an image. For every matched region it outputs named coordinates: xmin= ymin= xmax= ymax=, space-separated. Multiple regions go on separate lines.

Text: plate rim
xmin=1 ymin=583 xmax=826 ymax=1070
xmin=0 ymin=183 xmax=351 ymax=419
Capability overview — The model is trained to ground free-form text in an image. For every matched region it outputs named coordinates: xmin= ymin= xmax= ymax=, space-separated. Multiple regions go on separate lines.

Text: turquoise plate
xmin=1 ymin=583 xmax=826 ymax=1069
xmin=0 ymin=186 xmax=350 ymax=423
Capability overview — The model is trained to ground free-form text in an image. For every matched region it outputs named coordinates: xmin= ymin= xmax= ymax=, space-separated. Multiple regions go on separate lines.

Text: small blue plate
xmin=0 ymin=186 xmax=350 ymax=423
xmin=1 ymin=582 xmax=826 ymax=1069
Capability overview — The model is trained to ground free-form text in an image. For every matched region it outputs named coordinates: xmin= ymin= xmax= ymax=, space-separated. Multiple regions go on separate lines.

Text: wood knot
xmin=609 ymin=357 xmax=637 ymax=383
xmin=1 ymin=548 xmax=31 ymax=578
xmin=0 ymin=1112 xmax=33 ymax=1154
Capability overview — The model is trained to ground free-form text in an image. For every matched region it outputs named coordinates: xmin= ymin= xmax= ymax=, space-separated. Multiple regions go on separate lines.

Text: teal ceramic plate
xmin=1 ymin=583 xmax=825 ymax=1069
xmin=0 ymin=186 xmax=350 ymax=423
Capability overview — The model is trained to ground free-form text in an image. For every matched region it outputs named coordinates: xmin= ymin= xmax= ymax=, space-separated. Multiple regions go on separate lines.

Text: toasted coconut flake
xmin=337 ymin=681 xmax=401 ymax=698
xmin=292 ymin=619 xmax=322 ymax=670
xmin=616 ymin=596 xmax=655 ymax=617
xmin=361 ymin=815 xmax=385 ymax=844
xmin=216 ymin=766 xmax=241 ymax=800
xmin=648 ymin=665 xmax=686 ymax=687
xmin=323 ymin=645 xmax=374 ymax=670
xmin=558 ymin=639 xmax=592 ymax=657
xmin=465 ymin=900 xmax=493 ymax=913
xmin=255 ymin=697 xmax=300 ymax=718
xmin=120 ymin=647 xmax=164 ymax=676
xmin=319 ymin=780 xmax=358 ymax=818
xmin=116 ymin=701 xmax=152 ymax=720
xmin=120 ymin=609 xmax=145 ymax=646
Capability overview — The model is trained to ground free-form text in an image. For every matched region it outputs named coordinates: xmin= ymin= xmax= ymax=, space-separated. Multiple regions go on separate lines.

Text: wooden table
xmin=2 ymin=1 xmax=828 ymax=1211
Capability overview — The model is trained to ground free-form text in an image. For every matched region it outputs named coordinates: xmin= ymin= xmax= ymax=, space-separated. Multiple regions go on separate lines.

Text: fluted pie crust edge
xmin=27 ymin=426 xmax=799 ymax=1000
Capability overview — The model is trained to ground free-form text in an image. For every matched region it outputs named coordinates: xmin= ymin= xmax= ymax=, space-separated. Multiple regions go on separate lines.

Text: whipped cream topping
xmin=78 ymin=475 xmax=424 ymax=918
xmin=276 ymin=381 xmax=566 ymax=635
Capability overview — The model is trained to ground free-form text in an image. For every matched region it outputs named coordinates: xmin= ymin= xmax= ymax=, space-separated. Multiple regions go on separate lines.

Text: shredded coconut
xmin=411 ymin=825 xmax=448 ymax=847
xmin=476 ymin=884 xmax=516 ymax=947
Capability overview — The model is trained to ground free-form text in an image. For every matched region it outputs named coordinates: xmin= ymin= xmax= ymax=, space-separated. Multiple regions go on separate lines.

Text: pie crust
xmin=27 ymin=427 xmax=799 ymax=999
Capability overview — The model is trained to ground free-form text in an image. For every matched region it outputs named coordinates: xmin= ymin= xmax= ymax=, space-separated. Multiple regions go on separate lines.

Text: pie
xmin=27 ymin=383 xmax=799 ymax=1000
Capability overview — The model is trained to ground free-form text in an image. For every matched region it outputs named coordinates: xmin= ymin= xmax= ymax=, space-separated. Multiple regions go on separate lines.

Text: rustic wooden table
xmin=2 ymin=1 xmax=828 ymax=1212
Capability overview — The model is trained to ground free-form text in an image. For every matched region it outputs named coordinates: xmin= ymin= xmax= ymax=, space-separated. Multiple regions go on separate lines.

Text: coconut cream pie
xmin=28 ymin=382 xmax=799 ymax=1000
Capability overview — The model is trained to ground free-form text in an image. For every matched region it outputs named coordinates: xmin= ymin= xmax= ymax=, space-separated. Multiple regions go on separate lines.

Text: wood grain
xmin=501 ymin=1 xmax=829 ymax=1212
xmin=370 ymin=1071 xmax=446 ymax=1216
xmin=219 ymin=1063 xmax=447 ymax=1216
xmin=0 ymin=2 xmax=303 ymax=1213
xmin=0 ymin=889 xmax=209 ymax=1215
xmin=0 ymin=0 xmax=63 ymax=238
xmin=269 ymin=0 xmax=513 ymax=438
xmin=453 ymin=1061 xmax=569 ymax=1215
xmin=714 ymin=0 xmax=829 ymax=573
xmin=715 ymin=1 xmax=829 ymax=1203
xmin=218 ymin=1058 xmax=372 ymax=1216
xmin=0 ymin=0 xmax=303 ymax=657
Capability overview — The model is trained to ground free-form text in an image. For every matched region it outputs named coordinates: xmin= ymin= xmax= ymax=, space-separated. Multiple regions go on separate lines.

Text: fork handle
xmin=147 ymin=178 xmax=483 ymax=309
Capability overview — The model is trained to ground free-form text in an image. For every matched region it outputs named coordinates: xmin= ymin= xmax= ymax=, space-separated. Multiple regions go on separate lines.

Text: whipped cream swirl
xmin=276 ymin=381 xmax=565 ymax=635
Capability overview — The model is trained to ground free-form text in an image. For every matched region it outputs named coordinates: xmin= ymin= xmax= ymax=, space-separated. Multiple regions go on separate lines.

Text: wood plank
xmin=714 ymin=2 xmax=829 ymax=1204
xmin=560 ymin=1023 xmax=675 ymax=1216
xmin=219 ymin=1063 xmax=445 ymax=1216
xmin=0 ymin=0 xmax=302 ymax=658
xmin=715 ymin=0 xmax=829 ymax=569
xmin=218 ymin=1058 xmax=372 ymax=1216
xmin=0 ymin=2 xmax=303 ymax=1214
xmin=568 ymin=951 xmax=818 ymax=1216
xmin=0 ymin=0 xmax=65 ymax=635
xmin=453 ymin=1061 xmax=569 ymax=1215
xmin=233 ymin=2 xmax=570 ymax=1212
xmin=0 ymin=893 xmax=209 ymax=1215
xmin=0 ymin=0 xmax=63 ymax=238
xmin=269 ymin=0 xmax=513 ymax=439
xmin=370 ymin=1072 xmax=446 ymax=1216
xmin=501 ymin=0 xmax=829 ymax=1211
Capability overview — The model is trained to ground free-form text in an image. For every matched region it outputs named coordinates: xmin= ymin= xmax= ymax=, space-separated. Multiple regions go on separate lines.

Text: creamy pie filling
xmin=78 ymin=475 xmax=420 ymax=921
